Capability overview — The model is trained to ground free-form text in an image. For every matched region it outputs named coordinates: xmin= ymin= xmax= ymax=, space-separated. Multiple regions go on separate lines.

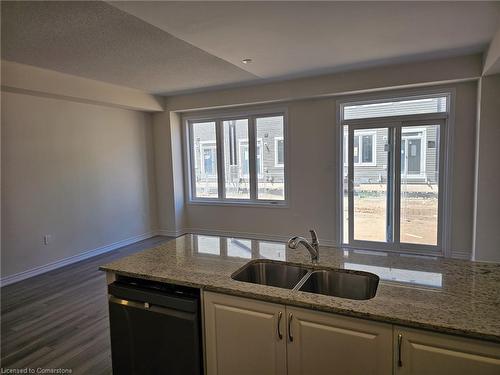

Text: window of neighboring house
xmin=401 ymin=128 xmax=426 ymax=177
xmin=200 ymin=142 xmax=217 ymax=176
xmin=343 ymin=131 xmax=376 ymax=170
xmin=186 ymin=112 xmax=287 ymax=204
xmin=275 ymin=137 xmax=284 ymax=167
xmin=340 ymin=93 xmax=450 ymax=254
xmin=239 ymin=139 xmax=263 ymax=177
xmin=352 ymin=132 xmax=376 ymax=165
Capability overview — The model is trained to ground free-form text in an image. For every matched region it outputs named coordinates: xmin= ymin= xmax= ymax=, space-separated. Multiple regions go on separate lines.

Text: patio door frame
xmin=341 ymin=113 xmax=449 ymax=256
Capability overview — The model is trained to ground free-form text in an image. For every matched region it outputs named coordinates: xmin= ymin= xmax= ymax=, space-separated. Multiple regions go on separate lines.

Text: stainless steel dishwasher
xmin=107 ymin=275 xmax=203 ymax=375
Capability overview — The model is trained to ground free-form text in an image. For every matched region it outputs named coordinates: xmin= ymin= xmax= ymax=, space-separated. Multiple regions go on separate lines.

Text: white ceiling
xmin=1 ymin=1 xmax=257 ymax=94
xmin=111 ymin=1 xmax=500 ymax=81
xmin=2 ymin=1 xmax=500 ymax=95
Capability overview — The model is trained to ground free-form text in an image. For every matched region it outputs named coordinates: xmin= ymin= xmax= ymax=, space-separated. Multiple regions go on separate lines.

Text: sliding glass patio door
xmin=343 ymin=120 xmax=444 ymax=252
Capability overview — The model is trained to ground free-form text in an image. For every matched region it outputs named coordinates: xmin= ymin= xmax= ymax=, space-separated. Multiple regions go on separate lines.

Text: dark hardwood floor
xmin=1 ymin=235 xmax=173 ymax=374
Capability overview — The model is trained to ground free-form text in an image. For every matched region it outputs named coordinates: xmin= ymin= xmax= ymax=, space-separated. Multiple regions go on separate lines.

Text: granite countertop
xmin=100 ymin=234 xmax=500 ymax=343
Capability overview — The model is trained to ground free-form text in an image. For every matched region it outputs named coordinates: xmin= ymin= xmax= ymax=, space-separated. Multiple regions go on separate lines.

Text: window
xmin=344 ymin=96 xmax=447 ymax=120
xmin=239 ymin=139 xmax=263 ymax=177
xmin=401 ymin=128 xmax=426 ymax=177
xmin=354 ymin=132 xmax=376 ymax=165
xmin=344 ymin=132 xmax=376 ymax=166
xmin=187 ymin=112 xmax=286 ymax=204
xmin=192 ymin=122 xmax=218 ymax=198
xmin=223 ymin=119 xmax=249 ymax=199
xmin=200 ymin=142 xmax=217 ymax=176
xmin=256 ymin=116 xmax=285 ymax=200
xmin=275 ymin=137 xmax=284 ymax=167
xmin=340 ymin=93 xmax=450 ymax=254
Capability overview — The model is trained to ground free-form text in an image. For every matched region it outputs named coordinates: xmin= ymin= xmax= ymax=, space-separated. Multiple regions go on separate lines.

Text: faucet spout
xmin=287 ymin=232 xmax=320 ymax=263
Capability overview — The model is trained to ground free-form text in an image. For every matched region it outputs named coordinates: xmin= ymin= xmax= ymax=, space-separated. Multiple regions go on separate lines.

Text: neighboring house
xmin=193 ymin=117 xmax=285 ymax=196
xmin=344 ymin=125 xmax=439 ymax=185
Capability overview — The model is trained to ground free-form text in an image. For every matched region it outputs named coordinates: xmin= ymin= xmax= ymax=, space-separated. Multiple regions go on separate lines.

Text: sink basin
xmin=299 ymin=269 xmax=379 ymax=300
xmin=232 ymin=260 xmax=309 ymax=289
xmin=232 ymin=260 xmax=379 ymax=300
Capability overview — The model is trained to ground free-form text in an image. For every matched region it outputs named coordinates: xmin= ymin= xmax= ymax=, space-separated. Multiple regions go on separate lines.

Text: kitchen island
xmin=101 ymin=234 xmax=500 ymax=374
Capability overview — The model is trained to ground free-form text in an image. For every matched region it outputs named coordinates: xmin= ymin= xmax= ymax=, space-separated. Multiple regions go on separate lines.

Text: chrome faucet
xmin=287 ymin=230 xmax=320 ymax=263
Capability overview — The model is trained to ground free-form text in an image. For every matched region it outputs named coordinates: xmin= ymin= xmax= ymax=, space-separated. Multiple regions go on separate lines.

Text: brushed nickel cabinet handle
xmin=288 ymin=313 xmax=294 ymax=342
xmin=397 ymin=333 xmax=403 ymax=367
xmin=277 ymin=311 xmax=283 ymax=340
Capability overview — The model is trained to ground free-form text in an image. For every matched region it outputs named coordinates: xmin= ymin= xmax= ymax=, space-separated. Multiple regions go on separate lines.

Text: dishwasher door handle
xmin=109 ymin=295 xmax=196 ymax=321
xmin=110 ymin=296 xmax=150 ymax=309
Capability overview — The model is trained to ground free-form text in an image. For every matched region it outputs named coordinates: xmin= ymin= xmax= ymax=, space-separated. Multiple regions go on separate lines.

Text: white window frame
xmin=336 ymin=88 xmax=455 ymax=257
xmin=184 ymin=107 xmax=289 ymax=207
xmin=274 ymin=136 xmax=284 ymax=167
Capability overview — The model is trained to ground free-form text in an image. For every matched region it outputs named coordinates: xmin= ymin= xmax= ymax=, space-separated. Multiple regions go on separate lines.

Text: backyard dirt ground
xmin=345 ymin=184 xmax=438 ymax=245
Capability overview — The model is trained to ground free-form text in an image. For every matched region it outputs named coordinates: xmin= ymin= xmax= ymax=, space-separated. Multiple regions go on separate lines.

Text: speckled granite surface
xmin=100 ymin=234 xmax=500 ymax=343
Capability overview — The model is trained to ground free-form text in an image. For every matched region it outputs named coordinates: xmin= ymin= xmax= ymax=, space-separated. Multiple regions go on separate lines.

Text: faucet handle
xmin=309 ymin=229 xmax=319 ymax=246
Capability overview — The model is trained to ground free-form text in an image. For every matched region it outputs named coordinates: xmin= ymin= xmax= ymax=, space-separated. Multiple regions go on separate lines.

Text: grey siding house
xmin=344 ymin=125 xmax=439 ymax=185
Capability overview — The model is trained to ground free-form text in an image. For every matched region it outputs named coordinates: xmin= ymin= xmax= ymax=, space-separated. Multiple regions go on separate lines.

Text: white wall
xmin=2 ymin=61 xmax=164 ymax=112
xmin=473 ymin=74 xmax=500 ymax=262
xmin=1 ymin=90 xmax=158 ymax=280
xmin=1 ymin=53 xmax=490 ymax=276
xmin=153 ymin=110 xmax=176 ymax=233
xmin=167 ymin=54 xmax=481 ymax=112
xmin=155 ymin=54 xmax=483 ymax=258
xmin=183 ymin=98 xmax=337 ymax=243
xmin=173 ymin=81 xmax=478 ymax=258
xmin=152 ymin=111 xmax=185 ymax=236
xmin=449 ymin=81 xmax=479 ymax=258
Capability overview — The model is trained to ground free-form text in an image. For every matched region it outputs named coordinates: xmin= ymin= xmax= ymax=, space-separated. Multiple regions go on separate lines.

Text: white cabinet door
xmin=286 ymin=306 xmax=393 ymax=375
xmin=203 ymin=291 xmax=287 ymax=375
xmin=395 ymin=327 xmax=500 ymax=375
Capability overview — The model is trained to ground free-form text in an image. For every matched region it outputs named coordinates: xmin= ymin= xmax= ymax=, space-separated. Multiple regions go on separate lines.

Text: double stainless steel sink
xmin=231 ymin=260 xmax=379 ymax=300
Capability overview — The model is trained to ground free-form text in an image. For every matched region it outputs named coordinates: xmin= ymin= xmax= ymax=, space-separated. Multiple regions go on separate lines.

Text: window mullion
xmin=393 ymin=126 xmax=402 ymax=248
xmin=188 ymin=121 xmax=196 ymax=200
xmin=348 ymin=127 xmax=354 ymax=244
xmin=437 ymin=120 xmax=447 ymax=252
xmin=248 ymin=117 xmax=257 ymax=200
xmin=216 ymin=120 xmax=225 ymax=199
xmin=386 ymin=129 xmax=394 ymax=242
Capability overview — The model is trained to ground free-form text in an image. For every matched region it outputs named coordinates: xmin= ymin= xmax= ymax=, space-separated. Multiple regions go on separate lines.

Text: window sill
xmin=187 ymin=199 xmax=289 ymax=209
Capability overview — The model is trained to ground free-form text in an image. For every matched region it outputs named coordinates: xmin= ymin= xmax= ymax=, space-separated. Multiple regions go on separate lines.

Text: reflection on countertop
xmin=100 ymin=234 xmax=500 ymax=343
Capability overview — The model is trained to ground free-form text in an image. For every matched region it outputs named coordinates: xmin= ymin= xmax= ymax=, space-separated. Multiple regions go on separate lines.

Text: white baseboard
xmin=156 ymin=228 xmax=187 ymax=238
xmin=0 ymin=231 xmax=157 ymax=287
